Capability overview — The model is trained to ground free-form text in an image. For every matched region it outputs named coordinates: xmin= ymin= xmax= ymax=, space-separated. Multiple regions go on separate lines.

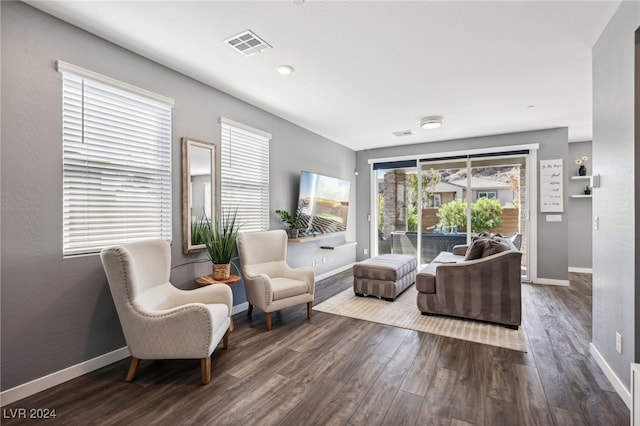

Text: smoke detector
xmin=225 ymin=30 xmax=272 ymax=57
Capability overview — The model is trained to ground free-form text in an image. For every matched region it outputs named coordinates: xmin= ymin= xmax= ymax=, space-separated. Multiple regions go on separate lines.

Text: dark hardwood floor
xmin=1 ymin=271 xmax=629 ymax=425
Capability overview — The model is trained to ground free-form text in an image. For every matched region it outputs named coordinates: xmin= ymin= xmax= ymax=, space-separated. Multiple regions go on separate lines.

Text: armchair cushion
xmin=271 ymin=277 xmax=310 ymax=301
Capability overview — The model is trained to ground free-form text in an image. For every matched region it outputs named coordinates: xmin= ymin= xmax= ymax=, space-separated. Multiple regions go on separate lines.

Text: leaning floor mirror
xmin=182 ymin=137 xmax=216 ymax=254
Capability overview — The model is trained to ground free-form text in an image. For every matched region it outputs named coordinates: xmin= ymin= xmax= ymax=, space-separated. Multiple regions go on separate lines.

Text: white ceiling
xmin=27 ymin=0 xmax=621 ymax=151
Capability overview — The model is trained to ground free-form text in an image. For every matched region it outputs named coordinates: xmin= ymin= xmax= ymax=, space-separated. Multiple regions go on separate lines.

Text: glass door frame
xmin=369 ymin=143 xmax=538 ymax=282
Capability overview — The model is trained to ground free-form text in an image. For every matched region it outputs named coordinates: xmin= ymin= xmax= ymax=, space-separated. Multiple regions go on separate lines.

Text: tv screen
xmin=298 ymin=171 xmax=351 ymax=235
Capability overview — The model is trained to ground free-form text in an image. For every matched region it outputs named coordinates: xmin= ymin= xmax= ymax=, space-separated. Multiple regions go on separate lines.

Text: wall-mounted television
xmin=298 ymin=171 xmax=351 ymax=235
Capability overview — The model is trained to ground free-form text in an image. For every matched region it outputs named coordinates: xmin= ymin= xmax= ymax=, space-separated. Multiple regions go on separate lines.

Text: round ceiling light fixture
xmin=420 ymin=116 xmax=443 ymax=130
xmin=277 ymin=65 xmax=295 ymax=75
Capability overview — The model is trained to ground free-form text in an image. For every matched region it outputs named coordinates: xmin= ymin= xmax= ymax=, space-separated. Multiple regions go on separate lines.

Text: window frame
xmin=477 ymin=191 xmax=497 ymax=200
xmin=219 ymin=117 xmax=271 ymax=232
xmin=58 ymin=61 xmax=174 ymax=257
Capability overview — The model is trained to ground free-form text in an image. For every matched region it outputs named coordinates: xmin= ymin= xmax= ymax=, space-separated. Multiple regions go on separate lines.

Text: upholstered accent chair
xmin=100 ymin=239 xmax=232 ymax=384
xmin=236 ymin=230 xmax=315 ymax=331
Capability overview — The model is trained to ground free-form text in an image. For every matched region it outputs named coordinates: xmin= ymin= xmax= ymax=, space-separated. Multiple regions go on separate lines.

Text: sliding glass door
xmin=418 ymin=159 xmax=469 ymax=264
xmin=375 ymin=164 xmax=418 ymax=260
xmin=372 ymin=151 xmax=531 ymax=281
xmin=469 ymin=155 xmax=529 ymax=280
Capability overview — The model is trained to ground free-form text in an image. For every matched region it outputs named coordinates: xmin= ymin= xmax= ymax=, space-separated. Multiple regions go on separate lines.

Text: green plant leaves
xmin=203 ymin=208 xmax=241 ymax=264
xmin=436 ymin=197 xmax=503 ymax=233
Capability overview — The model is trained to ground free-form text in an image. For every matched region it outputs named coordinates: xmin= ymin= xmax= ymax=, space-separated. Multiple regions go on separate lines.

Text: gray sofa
xmin=416 ymin=238 xmax=523 ymax=329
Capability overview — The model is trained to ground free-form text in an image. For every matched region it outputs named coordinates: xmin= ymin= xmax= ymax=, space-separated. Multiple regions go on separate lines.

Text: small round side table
xmin=195 ymin=274 xmax=241 ymax=286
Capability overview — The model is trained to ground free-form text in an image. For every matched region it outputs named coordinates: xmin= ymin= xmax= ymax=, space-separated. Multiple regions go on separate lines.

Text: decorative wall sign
xmin=540 ymin=159 xmax=563 ymax=212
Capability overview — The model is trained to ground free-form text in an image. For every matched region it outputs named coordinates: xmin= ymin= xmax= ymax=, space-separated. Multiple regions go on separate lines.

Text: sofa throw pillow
xmin=464 ymin=238 xmax=487 ymax=260
xmin=472 ymin=231 xmax=493 ymax=241
xmin=492 ymin=235 xmax=517 ymax=251
xmin=482 ymin=239 xmax=510 ymax=257
xmin=510 ymin=233 xmax=522 ymax=250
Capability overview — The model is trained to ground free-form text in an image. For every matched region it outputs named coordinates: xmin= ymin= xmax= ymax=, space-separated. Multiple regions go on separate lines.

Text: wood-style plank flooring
xmin=1 ymin=271 xmax=629 ymax=425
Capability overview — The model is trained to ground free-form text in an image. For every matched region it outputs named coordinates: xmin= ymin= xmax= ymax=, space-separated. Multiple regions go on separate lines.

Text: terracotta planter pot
xmin=212 ymin=263 xmax=231 ymax=281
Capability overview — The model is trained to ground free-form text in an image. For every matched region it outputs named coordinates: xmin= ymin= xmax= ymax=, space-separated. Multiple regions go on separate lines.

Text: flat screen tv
xmin=298 ymin=171 xmax=351 ymax=235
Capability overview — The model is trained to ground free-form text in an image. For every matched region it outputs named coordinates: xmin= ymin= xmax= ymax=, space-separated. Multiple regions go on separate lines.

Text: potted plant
xmin=203 ymin=209 xmax=241 ymax=280
xmin=275 ymin=207 xmax=303 ymax=238
xmin=190 ymin=214 xmax=210 ymax=245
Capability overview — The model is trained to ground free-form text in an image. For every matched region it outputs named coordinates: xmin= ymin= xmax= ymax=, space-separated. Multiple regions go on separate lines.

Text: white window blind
xmin=220 ymin=118 xmax=270 ymax=232
xmin=60 ymin=65 xmax=173 ymax=256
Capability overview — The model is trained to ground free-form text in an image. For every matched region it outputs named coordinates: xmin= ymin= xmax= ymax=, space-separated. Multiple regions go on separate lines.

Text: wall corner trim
xmin=590 ymin=343 xmax=631 ymax=410
xmin=0 ymin=347 xmax=130 ymax=406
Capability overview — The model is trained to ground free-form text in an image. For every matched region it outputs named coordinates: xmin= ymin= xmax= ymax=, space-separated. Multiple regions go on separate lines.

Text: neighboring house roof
xmin=430 ymin=182 xmax=461 ymax=193
xmin=449 ymin=178 xmax=512 ymax=190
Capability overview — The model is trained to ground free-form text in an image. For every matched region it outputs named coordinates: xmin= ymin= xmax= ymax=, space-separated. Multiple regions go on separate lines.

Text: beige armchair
xmin=236 ymin=230 xmax=315 ymax=330
xmin=100 ymin=239 xmax=232 ymax=384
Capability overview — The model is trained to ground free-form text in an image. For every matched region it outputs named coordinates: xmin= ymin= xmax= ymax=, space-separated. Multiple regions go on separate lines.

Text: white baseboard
xmin=232 ymin=301 xmax=249 ymax=315
xmin=533 ymin=277 xmax=570 ymax=286
xmin=0 ymin=347 xmax=130 ymax=406
xmin=568 ymin=267 xmax=593 ymax=274
xmin=315 ymin=263 xmax=355 ymax=282
xmin=590 ymin=343 xmax=631 ymax=410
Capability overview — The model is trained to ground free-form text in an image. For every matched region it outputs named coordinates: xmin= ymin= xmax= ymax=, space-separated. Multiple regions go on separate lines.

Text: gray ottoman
xmin=353 ymin=254 xmax=417 ymax=301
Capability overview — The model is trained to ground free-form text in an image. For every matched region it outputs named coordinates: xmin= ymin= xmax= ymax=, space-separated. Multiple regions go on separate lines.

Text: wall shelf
xmin=288 ymin=233 xmax=335 ymax=243
xmin=570 ymin=174 xmax=600 ymax=188
xmin=320 ymin=241 xmax=357 ymax=250
xmin=570 ymin=174 xmax=599 ymax=198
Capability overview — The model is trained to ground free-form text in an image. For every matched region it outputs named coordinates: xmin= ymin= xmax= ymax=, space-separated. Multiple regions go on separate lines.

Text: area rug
xmin=313 ymin=285 xmax=527 ymax=352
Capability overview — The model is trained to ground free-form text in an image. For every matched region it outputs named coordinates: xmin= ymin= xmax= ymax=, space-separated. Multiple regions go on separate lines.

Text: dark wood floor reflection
xmin=2 ymin=271 xmax=629 ymax=425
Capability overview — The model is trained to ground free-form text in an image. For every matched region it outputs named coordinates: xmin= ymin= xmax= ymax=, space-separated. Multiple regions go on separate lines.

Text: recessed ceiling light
xmin=277 ymin=65 xmax=294 ymax=75
xmin=420 ymin=116 xmax=443 ymax=130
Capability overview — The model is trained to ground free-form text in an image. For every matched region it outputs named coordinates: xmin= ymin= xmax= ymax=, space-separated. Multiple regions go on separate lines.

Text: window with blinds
xmin=220 ymin=118 xmax=270 ymax=232
xmin=59 ymin=62 xmax=173 ymax=256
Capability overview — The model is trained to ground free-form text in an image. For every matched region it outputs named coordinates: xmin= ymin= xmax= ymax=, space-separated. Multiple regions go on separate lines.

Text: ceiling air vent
xmin=392 ymin=130 xmax=413 ymax=137
xmin=225 ymin=30 xmax=272 ymax=57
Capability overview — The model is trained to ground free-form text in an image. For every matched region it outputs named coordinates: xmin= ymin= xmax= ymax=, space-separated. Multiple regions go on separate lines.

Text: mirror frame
xmin=182 ymin=137 xmax=216 ymax=254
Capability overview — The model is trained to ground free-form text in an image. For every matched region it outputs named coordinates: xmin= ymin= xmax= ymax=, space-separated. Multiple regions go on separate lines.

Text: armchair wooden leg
xmin=125 ymin=357 xmax=139 ymax=382
xmin=307 ymin=302 xmax=313 ymax=319
xmin=247 ymin=304 xmax=253 ymax=317
xmin=266 ymin=312 xmax=272 ymax=331
xmin=223 ymin=326 xmax=231 ymax=350
xmin=201 ymin=357 xmax=211 ymax=385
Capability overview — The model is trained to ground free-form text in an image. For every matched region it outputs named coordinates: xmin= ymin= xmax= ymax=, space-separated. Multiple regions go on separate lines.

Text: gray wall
xmin=0 ymin=2 xmax=355 ymax=391
xmin=355 ymin=128 xmax=569 ymax=281
xmin=568 ymin=141 xmax=593 ymax=270
xmin=592 ymin=0 xmax=639 ymax=390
